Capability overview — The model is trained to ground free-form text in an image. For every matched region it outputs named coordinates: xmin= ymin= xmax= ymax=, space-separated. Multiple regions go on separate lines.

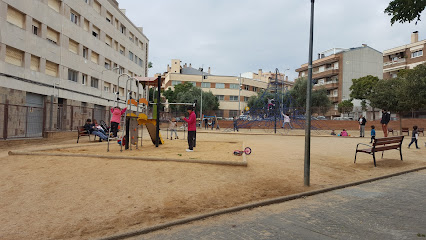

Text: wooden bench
xmin=401 ymin=127 xmax=409 ymax=136
xmin=77 ymin=126 xmax=96 ymax=143
xmin=354 ymin=136 xmax=404 ymax=167
xmin=388 ymin=127 xmax=396 ymax=135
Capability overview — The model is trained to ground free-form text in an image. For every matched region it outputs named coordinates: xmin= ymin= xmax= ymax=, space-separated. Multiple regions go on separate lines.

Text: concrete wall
xmin=341 ymin=47 xmax=383 ymax=103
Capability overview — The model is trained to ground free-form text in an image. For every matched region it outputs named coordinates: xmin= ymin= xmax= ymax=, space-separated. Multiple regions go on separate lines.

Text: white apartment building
xmin=0 ymin=0 xmax=149 ymax=138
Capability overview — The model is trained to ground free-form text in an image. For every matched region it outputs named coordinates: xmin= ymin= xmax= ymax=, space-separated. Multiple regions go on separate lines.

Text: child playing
xmin=110 ymin=106 xmax=127 ymax=137
xmin=370 ymin=125 xmax=376 ymax=143
xmin=169 ymin=118 xmax=179 ymax=140
xmin=340 ymin=129 xmax=348 ymax=137
xmin=330 ymin=130 xmax=336 ymax=135
xmin=408 ymin=125 xmax=420 ymax=149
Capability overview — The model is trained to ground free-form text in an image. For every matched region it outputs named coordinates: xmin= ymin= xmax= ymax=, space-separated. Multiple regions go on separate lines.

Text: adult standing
xmin=380 ymin=110 xmax=391 ymax=137
xmin=358 ymin=115 xmax=367 ymax=137
xmin=183 ymin=106 xmax=196 ymax=152
xmin=211 ymin=117 xmax=216 ymax=130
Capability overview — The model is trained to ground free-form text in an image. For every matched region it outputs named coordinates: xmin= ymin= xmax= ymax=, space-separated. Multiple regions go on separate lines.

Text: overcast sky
xmin=119 ymin=0 xmax=425 ymax=80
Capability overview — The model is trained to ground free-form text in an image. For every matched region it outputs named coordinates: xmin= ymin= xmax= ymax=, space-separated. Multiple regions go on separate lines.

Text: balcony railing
xmin=384 ymin=58 xmax=406 ymax=66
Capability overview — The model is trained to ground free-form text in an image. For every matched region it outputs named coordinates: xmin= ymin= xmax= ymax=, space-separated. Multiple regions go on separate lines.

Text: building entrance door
xmin=25 ymin=93 xmax=44 ymax=138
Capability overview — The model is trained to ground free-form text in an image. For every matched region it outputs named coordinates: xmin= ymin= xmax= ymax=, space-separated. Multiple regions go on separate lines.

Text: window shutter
xmin=91 ymin=51 xmax=99 ymax=64
xmin=105 ymin=35 xmax=112 ymax=46
xmin=47 ymin=27 xmax=59 ymax=43
xmin=93 ymin=1 xmax=101 ymax=13
xmin=48 ymin=0 xmax=60 ymax=12
xmin=5 ymin=46 xmax=24 ymax=66
xmin=69 ymin=39 xmax=78 ymax=54
xmin=7 ymin=7 xmax=25 ymax=29
xmin=84 ymin=19 xmax=89 ymax=31
xmin=31 ymin=56 xmax=40 ymax=71
xmin=45 ymin=61 xmax=58 ymax=77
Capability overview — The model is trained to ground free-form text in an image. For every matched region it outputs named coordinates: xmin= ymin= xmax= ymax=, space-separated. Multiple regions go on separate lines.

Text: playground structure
xmin=107 ymin=75 xmax=165 ymax=152
xmin=232 ymin=68 xmax=330 ymax=134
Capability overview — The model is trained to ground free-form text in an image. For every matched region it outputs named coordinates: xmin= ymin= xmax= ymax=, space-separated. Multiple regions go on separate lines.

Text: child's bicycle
xmin=233 ymin=147 xmax=252 ymax=156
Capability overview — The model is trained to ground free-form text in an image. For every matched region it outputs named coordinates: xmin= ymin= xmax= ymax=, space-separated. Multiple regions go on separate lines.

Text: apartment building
xmin=383 ymin=31 xmax=425 ymax=79
xmin=0 ymin=0 xmax=149 ymax=138
xmin=163 ymin=59 xmax=293 ymax=118
xmin=295 ymin=45 xmax=383 ymax=117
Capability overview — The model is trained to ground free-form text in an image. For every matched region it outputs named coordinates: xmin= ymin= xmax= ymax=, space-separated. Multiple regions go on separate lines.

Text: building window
xmin=48 ymin=0 xmax=61 ymax=12
xmin=45 ymin=61 xmax=58 ymax=77
xmin=32 ymin=20 xmax=41 ymax=36
xmin=244 ymin=85 xmax=249 ymax=90
xmin=82 ymin=74 xmax=87 ymax=85
xmin=46 ymin=27 xmax=59 ymax=45
xmin=229 ymin=110 xmax=239 ymax=118
xmin=172 ymin=81 xmax=181 ymax=86
xmin=134 ymin=55 xmax=138 ymax=64
xmin=91 ymin=77 xmax=99 ymax=88
xmin=139 ymin=58 xmax=143 ymax=67
xmin=105 ymin=35 xmax=112 ymax=46
xmin=104 ymin=86 xmax=110 ymax=92
xmin=104 ymin=60 xmax=111 ymax=69
xmin=91 ymin=51 xmax=99 ymax=64
xmin=119 ymin=45 xmax=125 ymax=55
xmin=106 ymin=11 xmax=112 ymax=23
xmin=230 ymin=96 xmax=239 ymax=101
xmin=411 ymin=50 xmax=423 ymax=58
xmin=68 ymin=69 xmax=78 ymax=82
xmin=70 ymin=11 xmax=79 ymax=25
xmin=215 ymin=83 xmax=225 ymax=89
xmin=93 ymin=0 xmax=101 ymax=14
xmin=129 ymin=32 xmax=134 ymax=42
xmin=92 ymin=26 xmax=99 ymax=39
xmin=82 ymin=47 xmax=88 ymax=59
xmin=244 ymin=97 xmax=249 ymax=102
xmin=30 ymin=55 xmax=40 ymax=71
xmin=5 ymin=46 xmax=24 ymax=67
xmin=119 ymin=67 xmax=124 ymax=74
xmin=201 ymin=82 xmax=211 ymax=88
xmin=129 ymin=51 xmax=134 ymax=61
xmin=120 ymin=24 xmax=126 ymax=35
xmin=84 ymin=0 xmax=90 ymax=4
xmin=83 ymin=19 xmax=89 ymax=32
xmin=216 ymin=95 xmax=224 ymax=101
xmin=333 ymin=90 xmax=338 ymax=97
xmin=230 ymin=84 xmax=239 ymax=89
xmin=334 ymin=104 xmax=338 ymax=110
xmin=253 ymin=87 xmax=258 ymax=92
xmin=69 ymin=39 xmax=79 ymax=54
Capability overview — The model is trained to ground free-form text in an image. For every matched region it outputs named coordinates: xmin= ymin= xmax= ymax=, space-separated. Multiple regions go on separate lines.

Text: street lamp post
xmin=304 ymin=0 xmax=315 ymax=187
xmin=200 ymin=66 xmax=203 ymax=128
xmin=237 ymin=74 xmax=242 ymax=115
xmin=282 ymin=68 xmax=290 ymax=111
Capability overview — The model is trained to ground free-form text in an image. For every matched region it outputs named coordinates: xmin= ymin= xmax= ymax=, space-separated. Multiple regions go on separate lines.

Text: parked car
xmin=316 ymin=116 xmax=327 ymax=120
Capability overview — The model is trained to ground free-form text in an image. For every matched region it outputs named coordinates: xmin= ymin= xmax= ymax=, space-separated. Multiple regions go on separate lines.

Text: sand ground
xmin=0 ymin=129 xmax=425 ymax=239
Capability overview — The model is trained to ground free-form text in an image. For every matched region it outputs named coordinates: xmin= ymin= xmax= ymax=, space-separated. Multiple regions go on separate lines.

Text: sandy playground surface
xmin=0 ymin=129 xmax=425 ymax=239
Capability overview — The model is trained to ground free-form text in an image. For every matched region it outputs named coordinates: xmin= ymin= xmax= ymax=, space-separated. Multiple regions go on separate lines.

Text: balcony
xmin=312 ymin=68 xmax=339 ymax=79
xmin=383 ymin=58 xmax=406 ymax=67
xmin=327 ymin=95 xmax=339 ymax=102
xmin=314 ymin=80 xmax=339 ymax=90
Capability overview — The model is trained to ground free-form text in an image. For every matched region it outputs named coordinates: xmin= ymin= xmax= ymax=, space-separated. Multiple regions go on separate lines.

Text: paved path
xmin=138 ymin=170 xmax=426 ymax=240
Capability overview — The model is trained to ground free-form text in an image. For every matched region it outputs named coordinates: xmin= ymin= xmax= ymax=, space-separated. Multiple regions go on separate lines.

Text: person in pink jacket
xmin=110 ymin=106 xmax=127 ymax=137
xmin=183 ymin=105 xmax=196 ymax=152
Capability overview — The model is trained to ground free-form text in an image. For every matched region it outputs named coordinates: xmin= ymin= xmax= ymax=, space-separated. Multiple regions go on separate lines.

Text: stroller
xmin=100 ymin=120 xmax=111 ymax=135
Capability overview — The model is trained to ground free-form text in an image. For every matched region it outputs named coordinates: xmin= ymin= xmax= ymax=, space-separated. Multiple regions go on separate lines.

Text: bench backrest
xmin=373 ymin=136 xmax=404 ymax=147
xmin=77 ymin=126 xmax=89 ymax=135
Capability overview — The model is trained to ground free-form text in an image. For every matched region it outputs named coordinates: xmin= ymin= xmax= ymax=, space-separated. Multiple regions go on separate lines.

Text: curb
xmin=99 ymin=166 xmax=426 ymax=240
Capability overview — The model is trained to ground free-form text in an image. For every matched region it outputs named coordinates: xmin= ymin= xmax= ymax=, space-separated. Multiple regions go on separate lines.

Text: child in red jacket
xmin=110 ymin=106 xmax=127 ymax=137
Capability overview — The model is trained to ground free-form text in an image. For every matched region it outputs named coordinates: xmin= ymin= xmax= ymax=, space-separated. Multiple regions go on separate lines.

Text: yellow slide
xmin=137 ymin=114 xmax=164 ymax=145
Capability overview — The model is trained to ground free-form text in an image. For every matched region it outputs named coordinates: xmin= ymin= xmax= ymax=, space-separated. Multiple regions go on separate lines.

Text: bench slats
xmin=355 ymin=136 xmax=404 ymax=167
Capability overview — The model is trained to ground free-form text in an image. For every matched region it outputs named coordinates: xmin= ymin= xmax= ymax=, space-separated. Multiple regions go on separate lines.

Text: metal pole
xmin=238 ymin=74 xmax=241 ymax=116
xmin=200 ymin=67 xmax=203 ymax=128
xmin=274 ymin=69 xmax=278 ymax=134
xmin=155 ymin=76 xmax=161 ymax=147
xmin=282 ymin=68 xmax=290 ymax=111
xmin=304 ymin=0 xmax=315 ymax=187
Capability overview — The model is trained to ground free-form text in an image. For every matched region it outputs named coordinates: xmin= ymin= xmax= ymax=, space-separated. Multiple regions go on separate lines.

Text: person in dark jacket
xmin=84 ymin=119 xmax=108 ymax=142
xmin=380 ymin=110 xmax=391 ymax=137
xmin=358 ymin=115 xmax=367 ymax=137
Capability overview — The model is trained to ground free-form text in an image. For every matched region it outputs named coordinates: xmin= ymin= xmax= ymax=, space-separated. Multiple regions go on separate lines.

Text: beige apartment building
xmin=0 ymin=0 xmax=149 ymax=138
xmin=296 ymin=45 xmax=383 ymax=118
xmin=163 ymin=59 xmax=293 ymax=118
xmin=383 ymin=31 xmax=425 ymax=79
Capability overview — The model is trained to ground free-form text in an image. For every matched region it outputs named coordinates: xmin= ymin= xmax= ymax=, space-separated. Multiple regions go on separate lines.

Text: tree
xmin=290 ymin=78 xmax=332 ymax=114
xmin=385 ymin=0 xmax=426 ymax=25
xmin=163 ymin=82 xmax=219 ymax=113
xmin=349 ymin=75 xmax=380 ymax=119
xmin=338 ymin=100 xmax=354 ymax=117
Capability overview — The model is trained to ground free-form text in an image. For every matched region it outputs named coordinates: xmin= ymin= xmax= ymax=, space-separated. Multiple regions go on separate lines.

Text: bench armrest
xmin=356 ymin=143 xmax=372 ymax=150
